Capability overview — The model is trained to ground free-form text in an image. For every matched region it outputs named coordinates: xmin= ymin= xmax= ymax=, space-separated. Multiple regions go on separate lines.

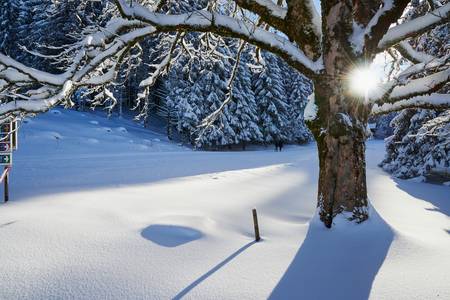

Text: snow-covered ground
xmin=1 ymin=109 xmax=449 ymax=299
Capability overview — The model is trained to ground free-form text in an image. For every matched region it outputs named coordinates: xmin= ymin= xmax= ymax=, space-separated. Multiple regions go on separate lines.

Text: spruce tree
xmin=253 ymin=52 xmax=289 ymax=144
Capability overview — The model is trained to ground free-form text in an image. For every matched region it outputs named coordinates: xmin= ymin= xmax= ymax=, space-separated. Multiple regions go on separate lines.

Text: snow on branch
xmin=353 ymin=0 xmax=411 ymax=54
xmin=114 ymin=0 xmax=323 ymax=76
xmin=371 ymin=93 xmax=450 ymax=115
xmin=0 ymin=53 xmax=66 ymax=86
xmin=369 ymin=55 xmax=449 ymax=102
xmin=0 ymin=81 xmax=75 ymax=116
xmin=387 ymin=68 xmax=449 ymax=101
xmin=233 ymin=0 xmax=287 ymax=23
xmin=283 ymin=0 xmax=322 ymax=59
xmin=0 ymin=19 xmax=158 ymax=118
xmin=395 ymin=40 xmax=436 ymax=64
xmin=377 ymin=3 xmax=450 ymax=51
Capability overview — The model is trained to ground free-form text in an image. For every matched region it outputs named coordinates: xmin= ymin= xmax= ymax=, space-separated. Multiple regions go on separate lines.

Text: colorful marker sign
xmin=0 ymin=153 xmax=11 ymax=165
xmin=0 ymin=142 xmax=11 ymax=152
xmin=0 ymin=120 xmax=16 ymax=166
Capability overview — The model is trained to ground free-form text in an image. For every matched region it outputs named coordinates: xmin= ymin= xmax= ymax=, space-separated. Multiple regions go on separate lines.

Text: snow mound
xmin=86 ymin=138 xmax=99 ymax=144
xmin=99 ymin=127 xmax=112 ymax=133
xmin=115 ymin=126 xmax=127 ymax=133
xmin=35 ymin=131 xmax=62 ymax=140
xmin=50 ymin=109 xmax=62 ymax=115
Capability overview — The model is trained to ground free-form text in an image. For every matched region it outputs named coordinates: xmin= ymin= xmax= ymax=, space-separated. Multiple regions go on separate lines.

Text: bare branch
xmin=199 ymin=40 xmax=247 ymax=131
xmin=0 ymin=53 xmax=66 ymax=86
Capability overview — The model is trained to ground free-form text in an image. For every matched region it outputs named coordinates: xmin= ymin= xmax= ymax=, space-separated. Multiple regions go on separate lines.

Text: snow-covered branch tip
xmin=377 ymin=3 xmax=450 ymax=52
xmin=371 ymin=93 xmax=450 ymax=115
xmin=373 ymin=68 xmax=450 ymax=105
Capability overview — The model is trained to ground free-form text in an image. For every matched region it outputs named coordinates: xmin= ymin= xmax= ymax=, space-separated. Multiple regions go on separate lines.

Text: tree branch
xmin=371 ymin=93 xmax=450 ymax=115
xmin=233 ymin=0 xmax=287 ymax=27
xmin=284 ymin=0 xmax=322 ymax=60
xmin=395 ymin=40 xmax=436 ymax=64
xmin=114 ymin=0 xmax=323 ymax=76
xmin=387 ymin=68 xmax=449 ymax=101
xmin=362 ymin=0 xmax=411 ymax=55
xmin=377 ymin=3 xmax=450 ymax=52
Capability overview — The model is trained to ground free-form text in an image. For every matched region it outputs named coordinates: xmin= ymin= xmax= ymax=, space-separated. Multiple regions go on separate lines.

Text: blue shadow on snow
xmin=141 ymin=224 xmax=203 ymax=248
xmin=269 ymin=208 xmax=394 ymax=300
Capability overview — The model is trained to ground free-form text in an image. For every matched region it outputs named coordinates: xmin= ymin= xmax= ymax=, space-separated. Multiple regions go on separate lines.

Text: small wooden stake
xmin=4 ymin=168 xmax=9 ymax=203
xmin=252 ymin=208 xmax=260 ymax=242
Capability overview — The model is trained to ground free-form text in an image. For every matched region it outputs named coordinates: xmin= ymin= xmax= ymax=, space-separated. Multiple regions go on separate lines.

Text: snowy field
xmin=0 ymin=109 xmax=449 ymax=299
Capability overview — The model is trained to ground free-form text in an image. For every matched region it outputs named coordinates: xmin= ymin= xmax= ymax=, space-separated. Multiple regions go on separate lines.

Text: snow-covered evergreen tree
xmin=283 ymin=63 xmax=313 ymax=143
xmin=228 ymin=49 xmax=262 ymax=148
xmin=253 ymin=52 xmax=289 ymax=144
xmin=380 ymin=109 xmax=449 ymax=180
xmin=0 ymin=0 xmax=21 ymax=56
xmin=380 ymin=1 xmax=449 ymax=181
xmin=194 ymin=52 xmax=235 ymax=148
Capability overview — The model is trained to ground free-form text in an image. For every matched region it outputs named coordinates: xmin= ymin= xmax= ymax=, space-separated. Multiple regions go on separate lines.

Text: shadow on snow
xmin=269 ymin=208 xmax=394 ymax=300
xmin=173 ymin=241 xmax=256 ymax=299
xmin=141 ymin=224 xmax=203 ymax=248
xmin=393 ymin=178 xmax=450 ymax=217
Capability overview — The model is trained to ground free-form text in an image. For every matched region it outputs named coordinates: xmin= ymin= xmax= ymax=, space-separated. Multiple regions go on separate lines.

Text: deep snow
xmin=0 ymin=109 xmax=449 ymax=299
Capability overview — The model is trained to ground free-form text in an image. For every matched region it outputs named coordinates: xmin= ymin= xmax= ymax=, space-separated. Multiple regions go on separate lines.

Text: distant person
xmin=275 ymin=140 xmax=284 ymax=152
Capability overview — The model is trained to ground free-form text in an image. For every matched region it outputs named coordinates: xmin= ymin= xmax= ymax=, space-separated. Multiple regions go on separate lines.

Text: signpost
xmin=0 ymin=120 xmax=17 ymax=202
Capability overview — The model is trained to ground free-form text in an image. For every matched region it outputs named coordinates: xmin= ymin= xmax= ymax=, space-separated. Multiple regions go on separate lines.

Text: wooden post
xmin=252 ymin=208 xmax=260 ymax=242
xmin=4 ymin=167 xmax=9 ymax=203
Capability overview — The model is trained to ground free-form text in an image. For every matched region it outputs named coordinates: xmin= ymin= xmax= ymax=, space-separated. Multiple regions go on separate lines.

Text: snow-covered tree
xmin=380 ymin=109 xmax=449 ymax=180
xmin=283 ymin=63 xmax=313 ymax=143
xmin=1 ymin=0 xmax=449 ymax=227
xmin=0 ymin=0 xmax=21 ymax=56
xmin=228 ymin=47 xmax=262 ymax=148
xmin=379 ymin=0 xmax=449 ymax=181
xmin=253 ymin=52 xmax=289 ymax=144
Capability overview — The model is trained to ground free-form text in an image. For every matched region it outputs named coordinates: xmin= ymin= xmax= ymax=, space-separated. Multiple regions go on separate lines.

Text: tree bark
xmin=316 ymin=130 xmax=368 ymax=228
xmin=303 ymin=1 xmax=372 ymax=227
xmin=305 ymin=54 xmax=373 ymax=226
xmin=310 ymin=77 xmax=371 ymax=227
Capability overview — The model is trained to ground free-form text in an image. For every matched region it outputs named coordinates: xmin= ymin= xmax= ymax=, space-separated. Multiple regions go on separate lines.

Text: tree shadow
xmin=393 ymin=178 xmax=450 ymax=217
xmin=173 ymin=241 xmax=256 ymax=299
xmin=12 ymin=147 xmax=314 ymax=202
xmin=269 ymin=209 xmax=394 ymax=300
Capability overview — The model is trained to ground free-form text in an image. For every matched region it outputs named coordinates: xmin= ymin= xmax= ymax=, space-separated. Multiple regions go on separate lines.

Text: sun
xmin=348 ymin=66 xmax=378 ymax=99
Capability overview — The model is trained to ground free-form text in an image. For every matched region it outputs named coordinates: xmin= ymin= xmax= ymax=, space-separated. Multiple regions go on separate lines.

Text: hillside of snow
xmin=0 ymin=109 xmax=449 ymax=299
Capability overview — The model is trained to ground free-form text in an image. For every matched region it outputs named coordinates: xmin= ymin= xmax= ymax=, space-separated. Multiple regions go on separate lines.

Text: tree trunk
xmin=306 ymin=1 xmax=373 ymax=227
xmin=316 ymin=130 xmax=368 ymax=228
xmin=310 ymin=78 xmax=371 ymax=227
